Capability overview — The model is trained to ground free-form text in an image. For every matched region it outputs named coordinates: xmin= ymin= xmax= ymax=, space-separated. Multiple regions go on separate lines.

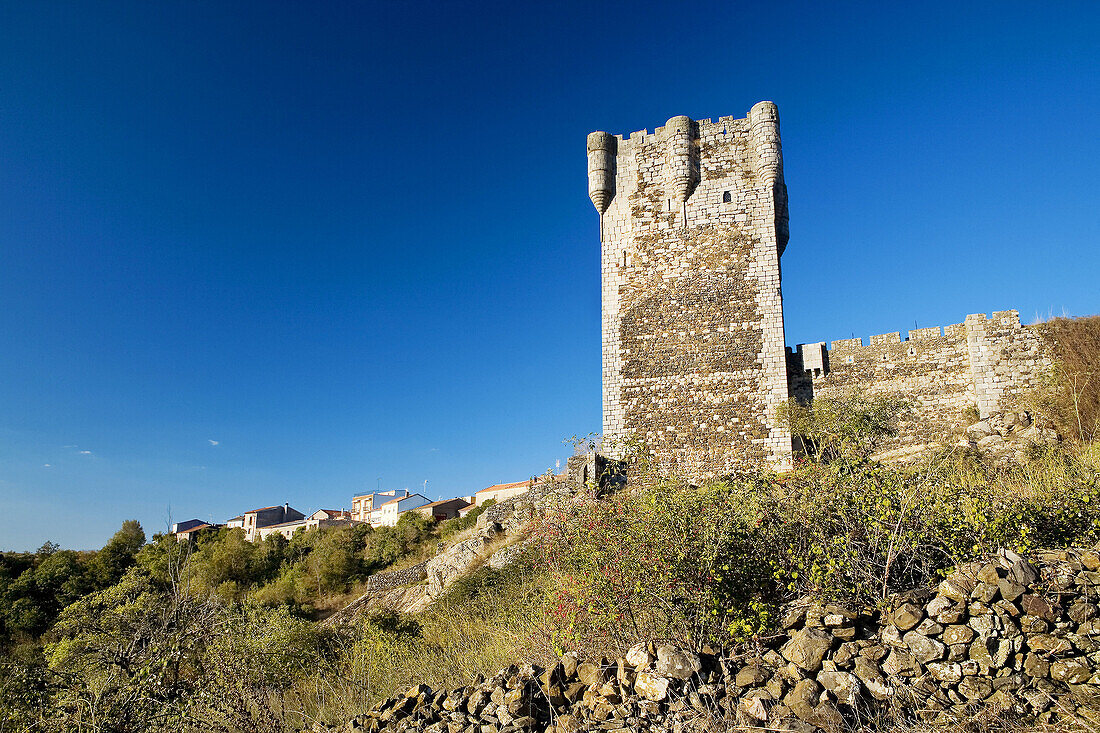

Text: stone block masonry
xmin=789 ymin=310 xmax=1050 ymax=456
xmin=589 ymin=102 xmax=793 ymax=478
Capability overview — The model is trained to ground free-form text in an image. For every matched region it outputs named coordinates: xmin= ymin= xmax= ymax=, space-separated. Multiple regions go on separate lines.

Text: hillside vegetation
xmin=1 ymin=315 xmax=1098 ymax=732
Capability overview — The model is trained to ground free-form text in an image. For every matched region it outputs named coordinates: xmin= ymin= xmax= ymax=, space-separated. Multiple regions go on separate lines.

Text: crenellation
xmin=790 ymin=310 xmax=1051 ymax=455
xmin=870 ymin=332 xmax=902 ymax=345
xmin=908 ymin=326 xmax=942 ymax=341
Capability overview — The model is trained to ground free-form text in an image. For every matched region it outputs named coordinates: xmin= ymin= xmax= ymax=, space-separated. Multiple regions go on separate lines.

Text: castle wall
xmin=591 ymin=103 xmax=792 ymax=477
xmin=790 ymin=310 xmax=1050 ymax=456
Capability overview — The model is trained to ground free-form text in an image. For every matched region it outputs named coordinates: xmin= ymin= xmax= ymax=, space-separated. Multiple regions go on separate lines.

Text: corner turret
xmin=663 ymin=115 xmax=698 ymax=217
xmin=586 ymin=131 xmax=617 ymax=215
xmin=748 ymin=101 xmax=789 ymax=255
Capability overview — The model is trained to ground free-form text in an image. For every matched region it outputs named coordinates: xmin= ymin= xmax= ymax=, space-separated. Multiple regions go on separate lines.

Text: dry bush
xmin=1033 ymin=315 xmax=1100 ymax=442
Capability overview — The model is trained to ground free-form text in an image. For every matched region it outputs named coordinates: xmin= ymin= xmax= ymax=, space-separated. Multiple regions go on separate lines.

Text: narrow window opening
xmin=722 ymin=190 xmax=731 ymax=203
xmin=622 ymin=251 xmax=628 ymax=268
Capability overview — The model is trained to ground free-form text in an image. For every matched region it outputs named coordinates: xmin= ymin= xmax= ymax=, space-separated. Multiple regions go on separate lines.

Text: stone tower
xmin=588 ymin=102 xmax=793 ymax=476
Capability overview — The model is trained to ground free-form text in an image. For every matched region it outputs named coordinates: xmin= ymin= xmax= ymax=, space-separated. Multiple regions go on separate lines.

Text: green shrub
xmin=531 ymin=446 xmax=1100 ymax=653
xmin=777 ymin=392 xmax=910 ymax=462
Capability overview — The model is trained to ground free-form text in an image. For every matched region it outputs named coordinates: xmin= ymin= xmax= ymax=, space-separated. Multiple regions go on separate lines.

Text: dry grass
xmin=1033 ymin=315 xmax=1100 ymax=443
xmin=289 ymin=561 xmax=555 ymax=727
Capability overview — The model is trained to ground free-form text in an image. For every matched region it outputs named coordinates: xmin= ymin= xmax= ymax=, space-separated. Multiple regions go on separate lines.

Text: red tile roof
xmin=475 ymin=480 xmax=532 ymax=495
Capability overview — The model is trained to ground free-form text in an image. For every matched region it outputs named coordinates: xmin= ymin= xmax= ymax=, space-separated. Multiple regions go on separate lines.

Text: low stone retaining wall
xmin=327 ymin=547 xmax=1100 ymax=732
xmin=365 ymin=561 xmax=429 ymax=592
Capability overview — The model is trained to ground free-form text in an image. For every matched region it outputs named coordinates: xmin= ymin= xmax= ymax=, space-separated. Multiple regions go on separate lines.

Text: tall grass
xmin=1033 ymin=315 xmax=1100 ymax=443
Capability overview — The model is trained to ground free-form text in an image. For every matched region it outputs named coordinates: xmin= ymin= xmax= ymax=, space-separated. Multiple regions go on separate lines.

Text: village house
xmin=254 ymin=508 xmax=355 ymax=542
xmin=351 ymin=489 xmax=408 ymax=524
xmin=474 ymin=479 xmax=534 ymax=506
xmin=413 ymin=498 xmax=471 ymax=522
xmin=172 ymin=520 xmax=222 ymax=542
xmin=378 ymin=493 xmax=431 ymax=526
xmin=241 ymin=503 xmax=305 ymax=542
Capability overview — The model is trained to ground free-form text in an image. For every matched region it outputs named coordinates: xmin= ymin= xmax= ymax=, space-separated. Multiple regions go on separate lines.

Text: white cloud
xmin=43 ymin=464 xmax=51 ymax=468
xmin=78 ymin=450 xmax=92 ymax=455
xmin=208 ymin=439 xmax=219 ymax=446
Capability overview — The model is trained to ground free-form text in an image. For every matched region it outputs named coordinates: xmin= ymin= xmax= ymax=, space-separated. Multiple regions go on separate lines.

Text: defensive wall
xmin=789 ymin=310 xmax=1050 ymax=456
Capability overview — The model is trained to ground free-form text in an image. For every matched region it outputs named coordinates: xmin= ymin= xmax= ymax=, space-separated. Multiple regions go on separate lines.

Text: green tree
xmin=90 ymin=520 xmax=146 ymax=587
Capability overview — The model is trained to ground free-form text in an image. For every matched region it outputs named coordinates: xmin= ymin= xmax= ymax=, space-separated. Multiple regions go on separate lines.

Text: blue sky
xmin=1 ymin=1 xmax=1097 ymax=550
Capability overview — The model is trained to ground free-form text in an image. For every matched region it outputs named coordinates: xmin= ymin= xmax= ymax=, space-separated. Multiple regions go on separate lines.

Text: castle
xmin=588 ymin=102 xmax=1048 ymax=477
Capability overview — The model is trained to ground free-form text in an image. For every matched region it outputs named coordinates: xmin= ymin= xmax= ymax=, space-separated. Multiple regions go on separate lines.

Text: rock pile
xmin=959 ymin=410 xmax=1060 ymax=458
xmin=324 ymin=548 xmax=1100 ymax=732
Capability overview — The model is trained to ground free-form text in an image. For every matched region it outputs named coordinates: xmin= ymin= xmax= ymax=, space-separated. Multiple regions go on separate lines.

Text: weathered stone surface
xmin=939 ymin=564 xmax=980 ymax=603
xmin=1021 ymin=594 xmax=1055 ymax=621
xmin=785 ymin=679 xmax=822 ymax=723
xmin=958 ymin=676 xmax=993 ymax=701
xmin=1051 ymin=659 xmax=1090 ymax=684
xmin=927 ymin=662 xmax=963 ymax=683
xmin=624 ymin=643 xmax=652 ymax=669
xmin=1028 ymin=634 xmax=1073 ymax=654
xmin=654 ymin=645 xmax=700 ymax=680
xmin=889 ymin=602 xmax=923 ymax=631
xmin=903 ymin=630 xmax=945 ymax=664
xmin=735 ymin=664 xmax=768 ymax=688
xmin=781 ymin=629 xmax=833 ymax=672
xmin=633 ymin=673 xmax=669 ymax=701
xmin=942 ymin=624 xmax=974 ymax=645
xmin=817 ymin=671 xmax=860 ymax=706
xmin=882 ymin=649 xmax=917 ymax=677
xmin=740 ymin=695 xmax=768 ymax=721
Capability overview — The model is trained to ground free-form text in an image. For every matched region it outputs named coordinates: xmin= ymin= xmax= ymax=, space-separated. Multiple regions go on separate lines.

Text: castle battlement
xmin=787 ymin=309 xmax=1049 ymax=453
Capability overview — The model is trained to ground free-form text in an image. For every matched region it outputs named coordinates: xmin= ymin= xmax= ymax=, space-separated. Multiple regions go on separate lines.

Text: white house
xmin=351 ymin=489 xmax=407 ymax=523
xmin=377 ymin=493 xmax=431 ymax=526
xmin=474 ymin=479 xmax=533 ymax=506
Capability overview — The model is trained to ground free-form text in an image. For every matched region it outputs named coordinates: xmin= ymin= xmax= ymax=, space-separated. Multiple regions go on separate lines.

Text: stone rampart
xmin=366 ymin=561 xmax=429 ymax=592
xmin=789 ymin=310 xmax=1050 ymax=457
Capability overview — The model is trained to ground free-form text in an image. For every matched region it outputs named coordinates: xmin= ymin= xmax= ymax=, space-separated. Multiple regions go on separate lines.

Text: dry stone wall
xmin=325 ymin=548 xmax=1100 ymax=733
xmin=590 ymin=103 xmax=793 ymax=479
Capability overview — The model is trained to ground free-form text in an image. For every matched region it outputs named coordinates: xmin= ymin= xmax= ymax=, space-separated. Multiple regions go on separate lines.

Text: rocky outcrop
xmin=957 ymin=410 xmax=1061 ymax=459
xmin=323 ymin=477 xmax=584 ymax=625
xmin=323 ymin=548 xmax=1100 ymax=732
